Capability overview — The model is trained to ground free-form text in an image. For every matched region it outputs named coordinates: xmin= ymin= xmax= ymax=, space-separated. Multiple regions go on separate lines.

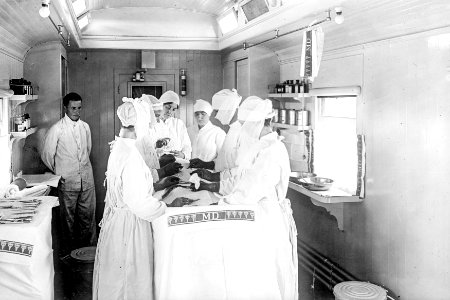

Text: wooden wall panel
xmin=67 ymin=49 xmax=222 ymax=221
xmin=0 ymin=49 xmax=23 ymax=89
xmin=222 ymin=61 xmax=235 ymax=90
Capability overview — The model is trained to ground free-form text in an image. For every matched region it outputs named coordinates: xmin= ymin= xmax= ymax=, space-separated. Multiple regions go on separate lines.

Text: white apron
xmin=93 ymin=138 xmax=165 ymax=300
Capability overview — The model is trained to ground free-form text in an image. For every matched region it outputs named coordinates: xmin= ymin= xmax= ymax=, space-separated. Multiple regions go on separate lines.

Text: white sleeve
xmin=41 ymin=124 xmax=59 ymax=172
xmin=222 ymin=152 xmax=277 ymax=205
xmin=219 ymin=166 xmax=244 ymax=195
xmin=122 ymin=152 xmax=166 ymax=222
xmin=215 ymin=129 xmax=226 ymax=160
xmin=85 ymin=123 xmax=92 ymax=155
xmin=179 ymin=121 xmax=192 ymax=160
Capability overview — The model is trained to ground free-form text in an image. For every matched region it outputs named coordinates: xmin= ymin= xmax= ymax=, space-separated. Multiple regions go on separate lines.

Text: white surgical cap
xmin=234 ymin=96 xmax=274 ymax=172
xmin=117 ymin=101 xmax=137 ymax=127
xmin=212 ymin=89 xmax=242 ymax=125
xmin=238 ymin=96 xmax=274 ymax=122
xmin=194 ymin=99 xmax=213 ymax=115
xmin=142 ymin=94 xmax=162 ymax=110
xmin=160 ymin=90 xmax=180 ymax=106
xmin=137 ymin=95 xmax=157 ymax=130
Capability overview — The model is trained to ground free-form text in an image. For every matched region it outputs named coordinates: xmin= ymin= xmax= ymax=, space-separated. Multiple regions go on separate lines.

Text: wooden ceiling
xmin=1 ymin=0 xmax=449 ymax=60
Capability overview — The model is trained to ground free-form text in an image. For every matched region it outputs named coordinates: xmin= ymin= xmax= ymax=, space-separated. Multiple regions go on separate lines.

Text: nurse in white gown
xmin=189 ymin=89 xmax=245 ymax=193
xmin=187 ymin=99 xmax=226 ymax=162
xmin=154 ymin=90 xmax=192 ymax=159
xmin=194 ymin=97 xmax=299 ymax=300
xmin=93 ymin=101 xmax=186 ymax=300
xmin=191 ymin=95 xmax=272 ymax=196
xmin=109 ymin=96 xmax=182 ymax=184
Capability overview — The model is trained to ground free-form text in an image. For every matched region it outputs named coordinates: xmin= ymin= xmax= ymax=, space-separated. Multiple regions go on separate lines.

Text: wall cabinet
xmin=9 ymin=95 xmax=38 ymax=137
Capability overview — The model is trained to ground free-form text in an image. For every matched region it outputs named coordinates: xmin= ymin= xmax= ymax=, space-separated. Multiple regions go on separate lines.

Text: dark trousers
xmin=58 ymin=186 xmax=97 ymax=255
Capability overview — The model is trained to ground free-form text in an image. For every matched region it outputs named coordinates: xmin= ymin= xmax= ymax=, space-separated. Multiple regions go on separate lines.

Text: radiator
xmin=297 ymin=238 xmax=357 ymax=291
xmin=297 ymin=239 xmax=398 ymax=299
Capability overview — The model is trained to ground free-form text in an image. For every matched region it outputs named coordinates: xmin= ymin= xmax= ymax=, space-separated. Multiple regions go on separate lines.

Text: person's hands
xmin=169 ymin=197 xmax=198 ymax=207
xmin=171 ymin=150 xmax=185 ymax=159
xmin=156 ymin=138 xmax=170 ymax=149
xmin=159 ymin=162 xmax=182 ymax=178
xmin=189 ymin=158 xmax=206 ymax=169
xmin=190 ymin=181 xmax=220 ymax=193
xmin=159 ymin=154 xmax=175 ymax=168
xmin=188 ymin=158 xmax=215 ymax=170
xmin=159 ymin=176 xmax=179 ymax=189
xmin=190 ymin=169 xmax=220 ymax=182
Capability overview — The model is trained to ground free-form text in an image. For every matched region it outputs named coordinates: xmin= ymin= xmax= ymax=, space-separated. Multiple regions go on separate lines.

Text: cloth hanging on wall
xmin=299 ymin=26 xmax=324 ymax=81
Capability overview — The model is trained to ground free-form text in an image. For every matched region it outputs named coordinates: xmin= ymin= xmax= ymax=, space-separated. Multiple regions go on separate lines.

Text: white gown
xmin=221 ymin=132 xmax=298 ymax=300
xmin=93 ymin=137 xmax=166 ymax=300
xmin=214 ymin=121 xmax=241 ymax=173
xmin=188 ymin=121 xmax=226 ymax=162
xmin=152 ymin=117 xmax=192 ymax=159
xmin=136 ymin=134 xmax=161 ymax=182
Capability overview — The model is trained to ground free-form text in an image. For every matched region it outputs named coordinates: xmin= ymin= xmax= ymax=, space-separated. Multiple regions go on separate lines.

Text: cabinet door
xmin=236 ymin=58 xmax=249 ymax=99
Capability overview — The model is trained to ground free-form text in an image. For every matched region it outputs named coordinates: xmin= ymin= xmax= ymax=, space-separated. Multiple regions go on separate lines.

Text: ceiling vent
xmin=142 ymin=51 xmax=156 ymax=69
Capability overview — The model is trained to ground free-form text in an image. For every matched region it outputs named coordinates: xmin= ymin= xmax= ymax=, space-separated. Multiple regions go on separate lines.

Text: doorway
xmin=114 ymin=70 xmax=177 ymax=134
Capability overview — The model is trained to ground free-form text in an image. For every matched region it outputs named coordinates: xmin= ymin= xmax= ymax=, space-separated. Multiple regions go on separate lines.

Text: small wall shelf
xmin=268 ymin=93 xmax=310 ymax=100
xmin=268 ymin=86 xmax=361 ymax=100
xmin=273 ymin=123 xmax=310 ymax=131
xmin=10 ymin=127 xmax=37 ymax=138
xmin=288 ymin=181 xmax=362 ymax=231
xmin=10 ymin=95 xmax=39 ymax=103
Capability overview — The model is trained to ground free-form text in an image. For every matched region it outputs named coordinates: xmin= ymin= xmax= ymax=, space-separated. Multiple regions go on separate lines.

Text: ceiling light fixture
xmin=39 ymin=0 xmax=51 ymax=18
xmin=334 ymin=7 xmax=344 ymax=24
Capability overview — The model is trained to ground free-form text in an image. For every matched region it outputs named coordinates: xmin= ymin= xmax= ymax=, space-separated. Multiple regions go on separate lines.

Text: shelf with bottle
xmin=269 ymin=86 xmax=361 ymax=100
xmin=268 ymin=93 xmax=310 ymax=99
xmin=10 ymin=94 xmax=39 ymax=103
xmin=10 ymin=127 xmax=37 ymax=138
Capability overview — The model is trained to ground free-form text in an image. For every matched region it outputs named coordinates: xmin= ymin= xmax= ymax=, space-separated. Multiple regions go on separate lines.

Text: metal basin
xmin=308 ymin=177 xmax=334 ymax=191
xmin=289 ymin=172 xmax=317 ymax=185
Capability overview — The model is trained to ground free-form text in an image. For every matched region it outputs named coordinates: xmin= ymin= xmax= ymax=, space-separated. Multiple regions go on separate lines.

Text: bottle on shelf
xmin=273 ymin=108 xmax=279 ymax=122
xmin=294 ymin=80 xmax=300 ymax=93
xmin=284 ymin=81 xmax=291 ymax=94
xmin=23 ymin=113 xmax=30 ymax=130
xmin=303 ymin=79 xmax=309 ymax=93
xmin=289 ymin=80 xmax=295 ymax=94
xmin=288 ymin=109 xmax=296 ymax=125
xmin=279 ymin=109 xmax=287 ymax=124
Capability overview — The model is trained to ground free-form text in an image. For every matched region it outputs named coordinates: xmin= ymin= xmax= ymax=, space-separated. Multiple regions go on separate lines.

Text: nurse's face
xmin=195 ymin=111 xmax=210 ymax=128
xmin=162 ymin=103 xmax=178 ymax=120
xmin=65 ymin=100 xmax=82 ymax=122
xmin=154 ymin=109 xmax=162 ymax=120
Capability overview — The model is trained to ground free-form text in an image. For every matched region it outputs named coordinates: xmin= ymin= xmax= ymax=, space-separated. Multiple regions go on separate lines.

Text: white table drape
xmin=153 ymin=205 xmax=285 ymax=300
xmin=0 ymin=196 xmax=58 ymax=300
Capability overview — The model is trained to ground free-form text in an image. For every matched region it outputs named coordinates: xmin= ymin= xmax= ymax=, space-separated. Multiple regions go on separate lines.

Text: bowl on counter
xmin=308 ymin=177 xmax=334 ymax=191
xmin=289 ymin=171 xmax=317 ymax=184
